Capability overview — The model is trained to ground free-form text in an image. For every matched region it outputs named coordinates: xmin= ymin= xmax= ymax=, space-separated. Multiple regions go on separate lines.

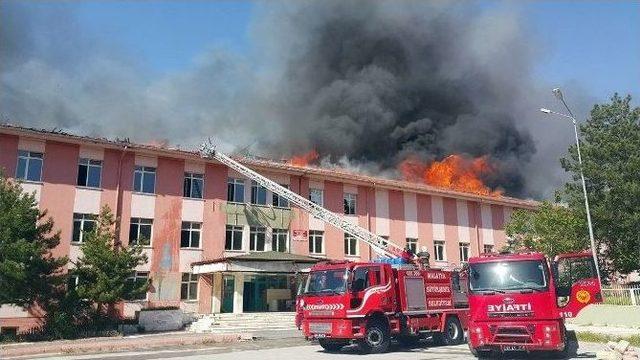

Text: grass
xmin=576 ymin=331 xmax=640 ymax=347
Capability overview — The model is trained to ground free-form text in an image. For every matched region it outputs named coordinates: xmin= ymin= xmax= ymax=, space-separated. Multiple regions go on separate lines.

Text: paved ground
xmin=14 ymin=335 xmax=605 ymax=360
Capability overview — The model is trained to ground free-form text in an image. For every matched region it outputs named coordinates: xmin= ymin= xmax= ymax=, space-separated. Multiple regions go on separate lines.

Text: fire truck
xmin=466 ymin=251 xmax=602 ymax=357
xmin=299 ymin=260 xmax=469 ymax=353
xmin=199 ymin=143 xmax=468 ymax=354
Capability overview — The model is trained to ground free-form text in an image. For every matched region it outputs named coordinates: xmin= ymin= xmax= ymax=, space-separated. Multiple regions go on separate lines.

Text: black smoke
xmin=258 ymin=1 xmax=536 ymax=195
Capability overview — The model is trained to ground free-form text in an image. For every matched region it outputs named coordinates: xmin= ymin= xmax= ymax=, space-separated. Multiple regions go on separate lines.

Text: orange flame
xmin=399 ymin=154 xmax=502 ymax=196
xmin=288 ymin=149 xmax=319 ymax=167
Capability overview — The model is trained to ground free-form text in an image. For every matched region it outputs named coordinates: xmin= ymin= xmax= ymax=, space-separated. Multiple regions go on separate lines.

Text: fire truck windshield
xmin=304 ymin=269 xmax=348 ymax=295
xmin=469 ymin=260 xmax=549 ymax=293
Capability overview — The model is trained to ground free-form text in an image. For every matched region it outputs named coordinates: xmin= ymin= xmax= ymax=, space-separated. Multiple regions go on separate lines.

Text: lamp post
xmin=540 ymin=88 xmax=603 ymax=288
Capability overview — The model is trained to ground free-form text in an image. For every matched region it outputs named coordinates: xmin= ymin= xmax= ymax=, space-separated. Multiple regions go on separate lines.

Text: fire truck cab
xmin=300 ymin=260 xmax=468 ymax=353
xmin=466 ymin=251 xmax=602 ymax=357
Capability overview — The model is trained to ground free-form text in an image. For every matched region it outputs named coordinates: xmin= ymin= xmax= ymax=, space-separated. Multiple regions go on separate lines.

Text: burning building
xmin=0 ymin=124 xmax=537 ymax=331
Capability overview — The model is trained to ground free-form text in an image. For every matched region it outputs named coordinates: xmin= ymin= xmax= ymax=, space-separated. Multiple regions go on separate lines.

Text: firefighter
xmin=417 ymin=246 xmax=431 ymax=267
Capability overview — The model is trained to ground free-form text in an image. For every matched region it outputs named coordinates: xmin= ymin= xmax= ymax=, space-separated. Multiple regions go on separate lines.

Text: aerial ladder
xmin=199 ymin=142 xmax=409 ymax=260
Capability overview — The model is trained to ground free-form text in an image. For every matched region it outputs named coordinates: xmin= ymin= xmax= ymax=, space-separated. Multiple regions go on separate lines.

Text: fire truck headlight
xmin=299 ymin=299 xmax=304 ymax=307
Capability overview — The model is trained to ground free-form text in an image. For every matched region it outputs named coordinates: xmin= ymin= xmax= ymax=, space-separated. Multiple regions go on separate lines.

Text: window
xmin=406 ymin=238 xmax=418 ymax=253
xmin=126 ymin=271 xmax=149 ymax=300
xmin=309 ymin=188 xmax=323 ymax=206
xmin=16 ymin=150 xmax=43 ymax=182
xmin=72 ymin=213 xmax=97 ymax=243
xmin=183 ymin=172 xmax=203 ymax=198
xmin=434 ymin=241 xmax=446 ymax=262
xmin=225 ymin=225 xmax=243 ymax=251
xmin=0 ymin=327 xmax=18 ymax=338
xmin=181 ymin=273 xmax=198 ymax=300
xmin=67 ymin=274 xmax=79 ymax=291
xmin=227 ymin=178 xmax=245 ymax=203
xmin=344 ymin=233 xmax=359 ymax=256
xmin=133 ymin=166 xmax=156 ymax=194
xmin=181 ymin=221 xmax=201 ymax=248
xmin=483 ymin=244 xmax=494 ymax=254
xmin=77 ymin=158 xmax=102 ymax=188
xmin=129 ymin=218 xmax=153 ymax=246
xmin=251 ymin=181 xmax=267 ymax=205
xmin=309 ymin=231 xmax=324 ymax=255
xmin=459 ymin=242 xmax=470 ymax=262
xmin=344 ymin=193 xmax=357 ymax=215
xmin=250 ymin=226 xmax=266 ymax=251
xmin=272 ymin=229 xmax=289 ymax=253
xmin=272 ymin=185 xmax=289 ymax=207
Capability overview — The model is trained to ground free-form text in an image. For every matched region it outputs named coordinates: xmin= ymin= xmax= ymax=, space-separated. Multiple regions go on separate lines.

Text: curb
xmin=1 ymin=332 xmax=253 ymax=358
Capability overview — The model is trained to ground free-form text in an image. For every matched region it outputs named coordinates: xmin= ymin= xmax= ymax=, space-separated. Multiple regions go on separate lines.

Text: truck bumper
xmin=468 ymin=319 xmax=565 ymax=352
xmin=301 ymin=318 xmax=365 ymax=340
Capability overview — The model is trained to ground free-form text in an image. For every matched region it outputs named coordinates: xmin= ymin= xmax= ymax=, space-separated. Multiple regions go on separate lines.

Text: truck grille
xmin=493 ymin=326 xmax=533 ymax=344
xmin=309 ymin=322 xmax=332 ymax=334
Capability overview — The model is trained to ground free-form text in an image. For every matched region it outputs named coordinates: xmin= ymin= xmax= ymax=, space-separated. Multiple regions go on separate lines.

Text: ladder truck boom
xmin=199 ymin=143 xmax=406 ymax=259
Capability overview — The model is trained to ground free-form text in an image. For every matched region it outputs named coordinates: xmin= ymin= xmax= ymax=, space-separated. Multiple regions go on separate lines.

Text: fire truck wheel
xmin=434 ymin=316 xmax=464 ymax=346
xmin=318 ymin=339 xmax=347 ymax=352
xmin=358 ymin=321 xmax=391 ymax=354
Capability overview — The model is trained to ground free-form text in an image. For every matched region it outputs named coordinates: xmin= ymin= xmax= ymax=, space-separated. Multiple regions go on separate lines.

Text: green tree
xmin=72 ymin=206 xmax=148 ymax=315
xmin=560 ymin=94 xmax=640 ymax=276
xmin=505 ymin=201 xmax=589 ymax=258
xmin=0 ymin=173 xmax=67 ymax=307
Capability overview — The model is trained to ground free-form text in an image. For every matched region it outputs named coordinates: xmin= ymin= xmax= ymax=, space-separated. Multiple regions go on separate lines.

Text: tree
xmin=72 ymin=206 xmax=148 ymax=315
xmin=560 ymin=94 xmax=640 ymax=276
xmin=0 ymin=173 xmax=67 ymax=307
xmin=504 ymin=201 xmax=589 ymax=258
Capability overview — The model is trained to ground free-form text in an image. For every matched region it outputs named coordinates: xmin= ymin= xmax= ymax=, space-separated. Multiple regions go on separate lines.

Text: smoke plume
xmin=0 ymin=1 xmax=585 ymax=198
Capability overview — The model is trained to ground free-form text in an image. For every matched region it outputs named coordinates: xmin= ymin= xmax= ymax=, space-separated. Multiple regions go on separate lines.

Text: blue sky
xmin=66 ymin=1 xmax=639 ymax=101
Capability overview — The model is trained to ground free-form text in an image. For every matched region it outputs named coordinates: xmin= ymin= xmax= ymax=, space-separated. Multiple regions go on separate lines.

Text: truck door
xmin=553 ymin=253 xmax=602 ymax=318
xmin=350 ymin=265 xmax=383 ymax=309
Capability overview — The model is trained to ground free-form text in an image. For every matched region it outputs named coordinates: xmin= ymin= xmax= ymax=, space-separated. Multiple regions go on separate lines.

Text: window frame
xmin=126 ymin=271 xmax=149 ymax=301
xmin=343 ymin=193 xmax=357 ymax=215
xmin=181 ymin=273 xmax=199 ymax=301
xmin=406 ymin=238 xmax=418 ymax=253
xmin=344 ymin=233 xmax=359 ymax=257
xmin=77 ymin=158 xmax=103 ymax=188
xmin=434 ymin=240 xmax=446 ymax=262
xmin=16 ymin=150 xmax=43 ymax=182
xmin=72 ymin=213 xmax=97 ymax=243
xmin=271 ymin=228 xmax=289 ymax=253
xmin=272 ymin=184 xmax=290 ymax=208
xmin=249 ymin=226 xmax=267 ymax=252
xmin=483 ymin=244 xmax=494 ymax=254
xmin=133 ymin=166 xmax=156 ymax=194
xmin=309 ymin=188 xmax=324 ymax=207
xmin=180 ymin=221 xmax=202 ymax=249
xmin=225 ymin=225 xmax=243 ymax=251
xmin=129 ymin=217 xmax=153 ymax=246
xmin=250 ymin=180 xmax=267 ymax=205
xmin=309 ymin=230 xmax=325 ymax=255
xmin=227 ymin=178 xmax=245 ymax=203
xmin=183 ymin=172 xmax=204 ymax=199
xmin=459 ymin=242 xmax=470 ymax=262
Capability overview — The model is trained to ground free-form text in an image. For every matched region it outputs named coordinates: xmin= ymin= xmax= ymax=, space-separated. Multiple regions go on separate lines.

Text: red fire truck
xmin=299 ymin=259 xmax=469 ymax=353
xmin=466 ymin=251 xmax=602 ymax=357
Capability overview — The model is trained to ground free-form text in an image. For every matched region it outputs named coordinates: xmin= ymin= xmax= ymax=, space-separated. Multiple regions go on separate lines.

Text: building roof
xmin=0 ymin=123 xmax=539 ymax=209
xmin=192 ymin=251 xmax=321 ymax=266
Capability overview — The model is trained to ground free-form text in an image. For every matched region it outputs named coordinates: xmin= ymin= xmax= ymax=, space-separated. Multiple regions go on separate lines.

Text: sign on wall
xmin=292 ymin=230 xmax=308 ymax=241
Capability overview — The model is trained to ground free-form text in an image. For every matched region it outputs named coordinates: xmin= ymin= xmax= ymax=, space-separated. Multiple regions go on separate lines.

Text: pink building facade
xmin=0 ymin=124 xmax=537 ymax=332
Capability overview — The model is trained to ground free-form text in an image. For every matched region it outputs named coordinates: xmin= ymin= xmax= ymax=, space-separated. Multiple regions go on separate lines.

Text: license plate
xmin=502 ymin=345 xmax=525 ymax=351
xmin=309 ymin=322 xmax=332 ymax=334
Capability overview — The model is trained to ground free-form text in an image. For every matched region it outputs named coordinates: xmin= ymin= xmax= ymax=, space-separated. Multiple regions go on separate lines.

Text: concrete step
xmin=187 ymin=312 xmax=297 ymax=334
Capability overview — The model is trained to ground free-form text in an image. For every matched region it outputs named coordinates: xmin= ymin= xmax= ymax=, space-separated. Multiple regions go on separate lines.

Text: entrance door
xmin=221 ymin=275 xmax=235 ymax=313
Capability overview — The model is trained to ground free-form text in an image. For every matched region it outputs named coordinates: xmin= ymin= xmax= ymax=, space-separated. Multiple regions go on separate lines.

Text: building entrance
xmin=242 ymin=274 xmax=297 ymax=312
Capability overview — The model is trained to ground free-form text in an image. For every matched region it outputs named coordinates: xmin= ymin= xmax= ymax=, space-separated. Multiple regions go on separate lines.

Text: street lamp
xmin=540 ymin=88 xmax=603 ymax=288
